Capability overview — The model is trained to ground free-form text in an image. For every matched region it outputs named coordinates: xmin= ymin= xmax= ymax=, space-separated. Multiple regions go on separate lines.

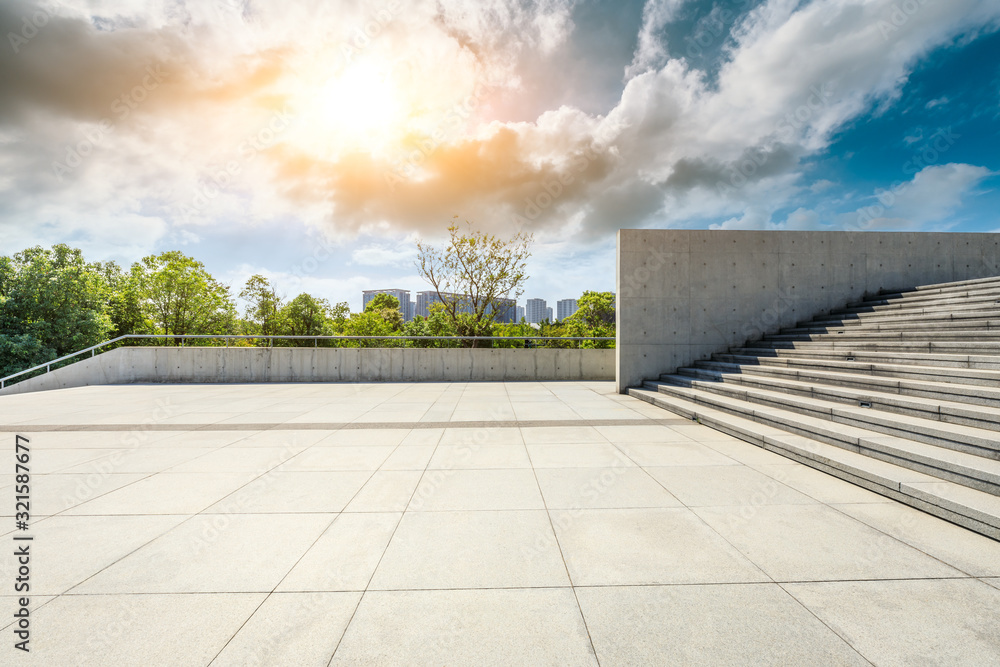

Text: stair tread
xmin=677 ymin=366 xmax=1000 ymax=422
xmin=627 ymin=388 xmax=1000 ymax=533
xmin=733 ymin=347 xmax=1000 ymax=366
xmin=653 ymin=377 xmax=1000 ymax=452
xmin=712 ymin=354 xmax=1000 ymax=383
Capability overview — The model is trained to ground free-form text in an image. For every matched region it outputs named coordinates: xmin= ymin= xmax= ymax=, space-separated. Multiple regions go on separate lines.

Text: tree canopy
xmin=416 ymin=220 xmax=532 ymax=342
xmin=0 ymin=245 xmax=113 ymax=376
xmin=138 ymin=251 xmax=237 ymax=339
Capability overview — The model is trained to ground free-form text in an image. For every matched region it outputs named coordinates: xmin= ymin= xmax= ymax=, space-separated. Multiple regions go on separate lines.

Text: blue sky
xmin=1 ymin=0 xmax=999 ymax=312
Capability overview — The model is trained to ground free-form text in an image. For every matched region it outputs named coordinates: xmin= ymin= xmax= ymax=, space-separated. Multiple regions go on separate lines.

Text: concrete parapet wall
xmin=616 ymin=230 xmax=1000 ymax=392
xmin=0 ymin=346 xmax=615 ymax=395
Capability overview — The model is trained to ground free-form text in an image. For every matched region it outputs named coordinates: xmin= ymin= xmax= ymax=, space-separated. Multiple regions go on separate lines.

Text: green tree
xmin=401 ymin=303 xmax=458 ymax=347
xmin=279 ymin=293 xmax=333 ymax=342
xmin=341 ymin=311 xmax=399 ymax=347
xmin=566 ymin=290 xmax=615 ymax=348
xmin=416 ymin=220 xmax=532 ymax=345
xmin=100 ymin=261 xmax=152 ymax=340
xmin=0 ymin=245 xmax=113 ymax=376
xmin=239 ymin=274 xmax=284 ymax=340
xmin=137 ymin=251 xmax=236 ymax=342
xmin=571 ymin=291 xmax=616 ymax=328
xmin=364 ymin=293 xmax=403 ymax=332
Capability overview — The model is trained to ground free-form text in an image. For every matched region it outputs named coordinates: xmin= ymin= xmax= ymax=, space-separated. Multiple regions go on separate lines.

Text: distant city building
xmin=415 ymin=291 xmax=475 ymax=318
xmin=484 ymin=297 xmax=517 ymax=324
xmin=546 ymin=306 xmax=553 ymax=322
xmin=516 ymin=305 xmax=525 ymax=322
xmin=526 ymin=298 xmax=547 ymax=324
xmin=557 ymin=299 xmax=577 ymax=321
xmin=362 ymin=289 xmax=412 ymax=321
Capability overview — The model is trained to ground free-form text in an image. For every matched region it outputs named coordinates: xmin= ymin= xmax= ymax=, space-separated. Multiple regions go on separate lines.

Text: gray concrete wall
xmin=0 ymin=346 xmax=615 ymax=395
xmin=616 ymin=230 xmax=1000 ymax=392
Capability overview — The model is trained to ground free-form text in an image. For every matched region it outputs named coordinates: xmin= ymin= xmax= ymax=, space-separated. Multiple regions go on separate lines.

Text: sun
xmin=317 ymin=63 xmax=401 ymax=135
xmin=295 ymin=61 xmax=409 ymax=158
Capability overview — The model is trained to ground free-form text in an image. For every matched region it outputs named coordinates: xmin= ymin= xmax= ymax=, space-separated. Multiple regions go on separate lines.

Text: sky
xmin=1 ymin=0 xmax=999 ymax=312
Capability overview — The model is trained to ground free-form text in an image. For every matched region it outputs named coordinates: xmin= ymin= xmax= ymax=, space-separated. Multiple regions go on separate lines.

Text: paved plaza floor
xmin=1 ymin=381 xmax=999 ymax=665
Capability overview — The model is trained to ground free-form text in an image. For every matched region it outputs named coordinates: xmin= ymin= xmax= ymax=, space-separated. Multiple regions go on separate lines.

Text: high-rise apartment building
xmin=556 ymin=299 xmax=577 ymax=321
xmin=525 ymin=298 xmax=547 ymax=324
xmin=546 ymin=306 xmax=553 ymax=322
xmin=414 ymin=291 xmax=475 ymax=318
xmin=487 ymin=298 xmax=517 ymax=324
xmin=516 ymin=305 xmax=525 ymax=322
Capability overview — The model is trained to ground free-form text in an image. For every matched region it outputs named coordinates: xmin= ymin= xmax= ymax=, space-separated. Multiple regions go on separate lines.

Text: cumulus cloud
xmin=854 ymin=163 xmax=995 ymax=228
xmin=625 ymin=0 xmax=688 ymax=77
xmin=1 ymin=0 xmax=999 ymax=264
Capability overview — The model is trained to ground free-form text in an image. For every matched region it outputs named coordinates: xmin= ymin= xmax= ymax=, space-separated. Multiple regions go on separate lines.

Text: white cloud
xmin=625 ymin=0 xmax=689 ymax=78
xmin=350 ymin=244 xmax=417 ymax=267
xmin=2 ymin=0 xmax=1000 ymax=282
xmin=869 ymin=163 xmax=994 ymax=225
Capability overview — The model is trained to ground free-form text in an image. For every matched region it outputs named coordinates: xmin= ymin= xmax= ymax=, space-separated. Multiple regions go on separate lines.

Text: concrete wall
xmin=616 ymin=230 xmax=1000 ymax=392
xmin=0 ymin=346 xmax=615 ymax=395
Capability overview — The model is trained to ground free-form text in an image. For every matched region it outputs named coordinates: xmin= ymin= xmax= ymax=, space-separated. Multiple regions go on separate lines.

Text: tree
xmin=401 ymin=303 xmax=458 ymax=347
xmin=240 ymin=274 xmax=284 ymax=339
xmin=364 ymin=293 xmax=403 ymax=331
xmin=571 ymin=291 xmax=616 ymax=328
xmin=341 ymin=311 xmax=399 ymax=347
xmin=0 ymin=245 xmax=113 ymax=376
xmin=100 ymin=261 xmax=152 ymax=339
xmin=280 ymin=293 xmax=332 ymax=341
xmin=416 ymin=220 xmax=532 ymax=344
xmin=566 ymin=290 xmax=615 ymax=348
xmin=137 ymin=251 xmax=236 ymax=342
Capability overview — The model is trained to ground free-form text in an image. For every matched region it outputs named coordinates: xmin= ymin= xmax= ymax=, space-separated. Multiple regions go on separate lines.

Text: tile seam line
xmin=326 ymin=418 xmax=447 ymax=666
xmin=521 ymin=422 xmax=604 ymax=667
xmin=1 ymin=418 xmax=688 ymax=431
xmin=204 ymin=422 xmax=410 ymax=666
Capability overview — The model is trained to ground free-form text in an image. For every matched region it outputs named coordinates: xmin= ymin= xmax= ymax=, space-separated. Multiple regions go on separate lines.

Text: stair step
xmin=745 ymin=340 xmax=1000 ymax=355
xmin=627 ymin=387 xmax=1000 ymax=540
xmin=783 ymin=320 xmax=1000 ymax=334
xmin=765 ymin=330 xmax=1000 ymax=342
xmin=831 ymin=298 xmax=1000 ymax=318
xmin=730 ymin=347 xmax=1000 ymax=371
xmin=655 ymin=376 xmax=1000 ymax=462
xmin=675 ymin=366 xmax=1000 ymax=432
xmin=892 ymin=274 xmax=1000 ymax=295
xmin=846 ymin=286 xmax=1000 ymax=309
xmin=712 ymin=353 xmax=1000 ymax=387
xmin=696 ymin=359 xmax=1000 ymax=408
xmin=811 ymin=308 xmax=1000 ymax=326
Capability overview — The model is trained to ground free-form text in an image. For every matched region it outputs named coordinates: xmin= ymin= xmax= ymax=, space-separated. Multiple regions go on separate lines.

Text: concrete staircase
xmin=629 ymin=275 xmax=1000 ymax=540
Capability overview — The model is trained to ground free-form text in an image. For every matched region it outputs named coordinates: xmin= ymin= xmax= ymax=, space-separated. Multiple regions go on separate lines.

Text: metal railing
xmin=0 ymin=334 xmax=615 ymax=389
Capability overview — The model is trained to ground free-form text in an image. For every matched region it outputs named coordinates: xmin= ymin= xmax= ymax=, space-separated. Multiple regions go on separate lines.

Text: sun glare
xmin=295 ymin=61 xmax=409 ymax=158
